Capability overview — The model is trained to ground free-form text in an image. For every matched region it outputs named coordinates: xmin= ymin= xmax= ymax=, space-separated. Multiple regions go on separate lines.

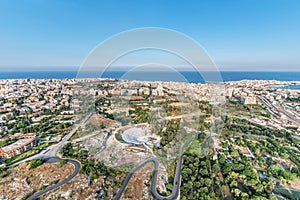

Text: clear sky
xmin=0 ymin=0 xmax=300 ymax=71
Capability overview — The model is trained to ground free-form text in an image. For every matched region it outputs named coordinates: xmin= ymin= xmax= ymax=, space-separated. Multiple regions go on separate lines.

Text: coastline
xmin=1 ymin=71 xmax=300 ymax=84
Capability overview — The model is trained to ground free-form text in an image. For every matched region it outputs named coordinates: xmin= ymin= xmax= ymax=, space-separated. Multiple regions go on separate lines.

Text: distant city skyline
xmin=0 ymin=0 xmax=300 ymax=71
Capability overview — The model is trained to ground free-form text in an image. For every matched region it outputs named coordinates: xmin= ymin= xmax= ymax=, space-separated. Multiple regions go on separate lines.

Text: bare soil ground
xmin=122 ymin=163 xmax=154 ymax=200
xmin=88 ymin=114 xmax=117 ymax=128
xmin=0 ymin=162 xmax=73 ymax=200
xmin=41 ymin=173 xmax=126 ymax=200
xmin=71 ymin=114 xmax=118 ymax=140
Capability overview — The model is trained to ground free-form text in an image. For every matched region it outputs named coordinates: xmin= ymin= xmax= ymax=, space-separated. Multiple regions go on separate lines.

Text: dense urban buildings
xmin=0 ymin=78 xmax=300 ymax=199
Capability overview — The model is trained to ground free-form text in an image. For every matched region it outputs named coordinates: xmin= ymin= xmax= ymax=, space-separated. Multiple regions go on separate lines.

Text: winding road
xmin=10 ymin=111 xmax=198 ymax=200
xmin=9 ymin=112 xmax=92 ymax=167
xmin=114 ymin=133 xmax=197 ymax=200
xmin=27 ymin=157 xmax=81 ymax=200
xmin=26 ymin=113 xmax=92 ymax=199
xmin=8 ymin=113 xmax=92 ymax=199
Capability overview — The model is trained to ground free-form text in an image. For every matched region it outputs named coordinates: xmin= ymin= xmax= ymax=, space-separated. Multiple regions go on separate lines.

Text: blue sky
xmin=0 ymin=0 xmax=300 ymax=71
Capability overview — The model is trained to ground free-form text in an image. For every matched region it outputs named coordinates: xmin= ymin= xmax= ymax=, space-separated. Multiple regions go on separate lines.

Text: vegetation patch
xmin=185 ymin=139 xmax=202 ymax=156
xmin=29 ymin=159 xmax=45 ymax=169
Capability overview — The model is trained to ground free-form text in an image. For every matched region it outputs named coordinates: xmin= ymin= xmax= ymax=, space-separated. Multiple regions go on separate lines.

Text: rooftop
xmin=1 ymin=137 xmax=35 ymax=153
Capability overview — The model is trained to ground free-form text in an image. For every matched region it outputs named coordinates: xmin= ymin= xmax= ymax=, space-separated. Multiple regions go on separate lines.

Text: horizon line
xmin=0 ymin=66 xmax=300 ymax=73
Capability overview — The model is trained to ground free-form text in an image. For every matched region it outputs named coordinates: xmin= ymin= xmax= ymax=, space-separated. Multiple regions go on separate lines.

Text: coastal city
xmin=1 ymin=1 xmax=300 ymax=200
xmin=0 ymin=78 xmax=299 ymax=199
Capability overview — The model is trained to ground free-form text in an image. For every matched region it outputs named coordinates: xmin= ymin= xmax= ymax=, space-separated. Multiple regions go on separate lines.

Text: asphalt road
xmin=27 ymin=157 xmax=81 ymax=200
xmin=114 ymin=134 xmax=197 ymax=200
xmin=47 ymin=112 xmax=92 ymax=157
xmin=25 ymin=113 xmax=91 ymax=199
xmin=113 ymin=158 xmax=159 ymax=200
xmin=9 ymin=112 xmax=92 ymax=167
xmin=7 ymin=113 xmax=91 ymax=199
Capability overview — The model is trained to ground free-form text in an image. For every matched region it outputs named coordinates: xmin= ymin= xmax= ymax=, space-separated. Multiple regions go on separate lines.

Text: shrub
xmin=29 ymin=159 xmax=45 ymax=169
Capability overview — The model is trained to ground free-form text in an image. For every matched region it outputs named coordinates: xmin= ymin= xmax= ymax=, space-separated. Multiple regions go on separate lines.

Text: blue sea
xmin=0 ymin=71 xmax=300 ymax=84
xmin=272 ymin=84 xmax=300 ymax=90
